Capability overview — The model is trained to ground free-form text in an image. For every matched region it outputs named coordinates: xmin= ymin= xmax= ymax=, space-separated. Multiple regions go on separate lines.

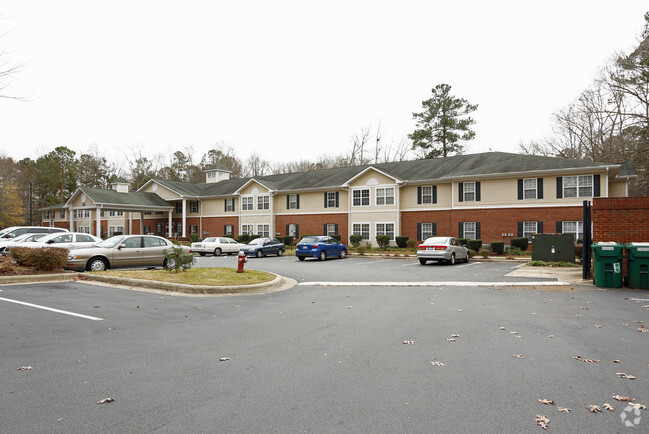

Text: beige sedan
xmin=66 ymin=235 xmax=190 ymax=271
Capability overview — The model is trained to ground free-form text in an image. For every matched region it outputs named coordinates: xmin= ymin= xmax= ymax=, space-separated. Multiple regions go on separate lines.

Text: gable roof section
xmin=66 ymin=187 xmax=173 ymax=209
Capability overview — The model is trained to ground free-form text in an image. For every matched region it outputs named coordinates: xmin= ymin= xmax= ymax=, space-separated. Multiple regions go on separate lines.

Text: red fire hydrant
xmin=237 ymin=250 xmax=247 ymax=273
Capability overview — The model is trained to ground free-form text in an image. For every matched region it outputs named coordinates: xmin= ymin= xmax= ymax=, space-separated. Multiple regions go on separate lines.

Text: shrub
xmin=509 ymin=247 xmax=522 ymax=255
xmin=395 ymin=236 xmax=409 ymax=249
xmin=490 ymin=241 xmax=505 ymax=255
xmin=467 ymin=239 xmax=482 ymax=252
xmin=189 ymin=233 xmax=200 ymax=243
xmin=113 ymin=231 xmax=123 ymax=236
xmin=331 ymin=234 xmax=341 ymax=241
xmin=478 ymin=248 xmax=490 ymax=258
xmin=468 ymin=249 xmax=477 ymax=257
xmin=164 ymin=246 xmax=195 ymax=272
xmin=10 ymin=247 xmax=32 ymax=266
xmin=349 ymin=234 xmax=362 ymax=248
xmin=574 ymin=244 xmax=583 ymax=259
xmin=376 ymin=235 xmax=391 ymax=250
xmin=365 ymin=242 xmax=373 ymax=249
xmin=282 ymin=236 xmax=294 ymax=246
xmin=356 ymin=246 xmax=366 ymax=255
xmin=511 ymin=237 xmax=529 ymax=251
xmin=28 ymin=247 xmax=68 ymax=271
xmin=458 ymin=238 xmax=468 ymax=247
xmin=406 ymin=239 xmax=417 ymax=249
xmin=0 ymin=255 xmax=17 ymax=274
xmin=237 ymin=234 xmax=250 ymax=244
xmin=250 ymin=234 xmax=260 ymax=242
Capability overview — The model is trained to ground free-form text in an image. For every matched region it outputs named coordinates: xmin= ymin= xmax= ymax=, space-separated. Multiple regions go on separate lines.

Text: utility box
xmin=531 ymin=233 xmax=575 ymax=263
xmin=625 ymin=243 xmax=649 ymax=289
xmin=592 ymin=242 xmax=624 ymax=288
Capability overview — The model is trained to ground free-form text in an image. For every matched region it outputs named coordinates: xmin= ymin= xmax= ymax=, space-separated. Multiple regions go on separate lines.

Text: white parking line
xmin=0 ymin=297 xmax=103 ymax=321
xmin=298 ymin=281 xmax=569 ymax=287
xmin=351 ymin=259 xmax=394 ymax=266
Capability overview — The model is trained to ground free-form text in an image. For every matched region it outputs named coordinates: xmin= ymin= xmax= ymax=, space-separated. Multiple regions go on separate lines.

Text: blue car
xmin=239 ymin=237 xmax=285 ymax=258
xmin=296 ymin=236 xmax=348 ymax=261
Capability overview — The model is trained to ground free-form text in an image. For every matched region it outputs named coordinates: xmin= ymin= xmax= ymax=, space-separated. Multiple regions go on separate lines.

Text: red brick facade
xmin=402 ymin=206 xmax=584 ymax=243
xmin=593 ymin=197 xmax=649 ymax=244
xmin=275 ymin=213 xmax=348 ymax=241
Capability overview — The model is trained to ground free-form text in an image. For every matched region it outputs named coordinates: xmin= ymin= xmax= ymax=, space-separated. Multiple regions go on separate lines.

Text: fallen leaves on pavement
xmin=613 ymin=394 xmax=634 ymax=402
xmin=97 ymin=398 xmax=115 ymax=404
xmin=16 ymin=366 xmax=32 ymax=371
xmin=430 ymin=361 xmax=446 ymax=367
xmin=603 ymin=403 xmax=614 ymax=411
xmin=535 ymin=414 xmax=549 ymax=429
xmin=513 ymin=354 xmax=525 ymax=359
xmin=402 ymin=340 xmax=414 ymax=344
xmin=587 ymin=405 xmax=602 ymax=413
xmin=629 ymin=403 xmax=646 ymax=410
xmin=572 ymin=355 xmax=599 ymax=363
xmin=219 ymin=357 xmax=230 ymax=361
xmin=538 ymin=399 xmax=554 ymax=405
xmin=557 ymin=407 xmax=571 ymax=413
xmin=616 ymin=372 xmax=636 ymax=380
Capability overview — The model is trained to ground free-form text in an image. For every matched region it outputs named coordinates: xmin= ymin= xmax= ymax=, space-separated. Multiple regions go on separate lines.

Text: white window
xmin=190 ymin=225 xmax=198 ymax=234
xmin=352 ymin=223 xmax=370 ymax=240
xmin=523 ymin=178 xmax=538 ymax=200
xmin=190 ymin=201 xmax=199 ymax=213
xmin=257 ymin=224 xmax=270 ymax=237
xmin=144 ymin=211 xmax=152 ymax=215
xmin=376 ymin=223 xmax=395 ymax=240
xmin=421 ymin=186 xmax=433 ymax=204
xmin=207 ymin=171 xmax=216 ymax=179
xmin=84 ymin=210 xmax=91 ymax=218
xmin=523 ymin=221 xmax=537 ymax=240
xmin=325 ymin=224 xmax=337 ymax=236
xmin=241 ymin=224 xmax=254 ymax=235
xmin=288 ymin=194 xmax=298 ymax=209
xmin=176 ymin=224 xmax=182 ymax=235
xmin=257 ymin=195 xmax=269 ymax=210
xmin=421 ymin=223 xmax=434 ymax=240
xmin=242 ymin=196 xmax=254 ymax=211
xmin=463 ymin=222 xmax=477 ymax=239
xmin=352 ymin=189 xmax=370 ymax=206
xmin=224 ymin=225 xmax=234 ymax=236
xmin=562 ymin=221 xmax=583 ymax=242
xmin=117 ymin=211 xmax=124 ymax=216
xmin=288 ymin=224 xmax=298 ymax=238
xmin=44 ymin=211 xmax=50 ymax=219
xmin=175 ymin=203 xmax=182 ymax=214
xmin=60 ymin=210 xmax=66 ymax=218
xmin=326 ymin=192 xmax=337 ymax=208
xmin=225 ymin=198 xmax=235 ymax=212
xmin=563 ymin=175 xmax=593 ymax=198
xmin=463 ymin=182 xmax=476 ymax=202
xmin=376 ymin=188 xmax=395 ymax=206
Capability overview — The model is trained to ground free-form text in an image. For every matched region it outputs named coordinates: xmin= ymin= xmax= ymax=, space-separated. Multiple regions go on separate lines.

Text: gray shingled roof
xmin=80 ymin=187 xmax=173 ymax=208
xmin=205 ymin=162 xmax=232 ymax=172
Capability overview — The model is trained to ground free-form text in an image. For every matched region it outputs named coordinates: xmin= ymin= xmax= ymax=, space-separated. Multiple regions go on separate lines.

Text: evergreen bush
xmin=467 ymin=239 xmax=482 ymax=252
xmin=490 ymin=241 xmax=505 ymax=255
xmin=511 ymin=237 xmax=529 ymax=251
xmin=349 ymin=234 xmax=362 ymax=248
xmin=376 ymin=235 xmax=391 ymax=250
xmin=395 ymin=236 xmax=408 ymax=248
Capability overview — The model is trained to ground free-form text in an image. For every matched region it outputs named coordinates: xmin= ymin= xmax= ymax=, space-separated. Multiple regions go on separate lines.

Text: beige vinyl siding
xmin=609 ymin=180 xmax=626 ymax=197
xmin=400 ymin=183 xmax=452 ymax=208
xmin=350 ymin=170 xmax=397 ymax=187
xmin=140 ymin=183 xmax=179 ymax=200
xmin=275 ymin=191 xmax=349 ymax=213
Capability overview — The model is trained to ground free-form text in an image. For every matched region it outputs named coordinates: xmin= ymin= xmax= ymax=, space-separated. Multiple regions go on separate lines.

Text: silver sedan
xmin=416 ymin=236 xmax=470 ymax=265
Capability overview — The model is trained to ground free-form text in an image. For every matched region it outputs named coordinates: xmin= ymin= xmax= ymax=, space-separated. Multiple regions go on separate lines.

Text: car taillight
xmin=313 ymin=244 xmax=319 ymax=248
xmin=433 ymin=245 xmax=447 ymax=250
xmin=417 ymin=245 xmax=428 ymax=250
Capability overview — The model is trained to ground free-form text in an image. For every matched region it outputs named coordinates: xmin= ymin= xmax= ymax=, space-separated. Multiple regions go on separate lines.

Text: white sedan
xmin=9 ymin=232 xmax=102 ymax=253
xmin=417 ymin=236 xmax=470 ymax=265
xmin=190 ymin=237 xmax=246 ymax=256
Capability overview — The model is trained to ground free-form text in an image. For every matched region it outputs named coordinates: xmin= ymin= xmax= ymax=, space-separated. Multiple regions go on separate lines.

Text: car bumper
xmin=65 ymin=259 xmax=87 ymax=271
xmin=416 ymin=250 xmax=453 ymax=261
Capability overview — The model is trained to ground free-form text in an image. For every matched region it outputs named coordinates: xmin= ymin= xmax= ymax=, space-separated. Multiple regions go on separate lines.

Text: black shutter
xmin=537 ymin=221 xmax=543 ymax=233
xmin=432 ymin=222 xmax=437 ymax=236
xmin=417 ymin=187 xmax=422 ymax=204
xmin=224 ymin=199 xmax=227 ymax=212
xmin=459 ymin=183 xmax=464 ymax=202
xmin=334 ymin=224 xmax=338 ymax=235
xmin=324 ymin=192 xmax=328 ymax=208
xmin=295 ymin=224 xmax=299 ymax=239
xmin=232 ymin=199 xmax=235 ymax=212
xmin=433 ymin=186 xmax=437 ymax=204
xmin=324 ymin=224 xmax=327 ymax=235
xmin=335 ymin=192 xmax=339 ymax=207
xmin=224 ymin=225 xmax=228 ymax=235
xmin=556 ymin=177 xmax=563 ymax=198
xmin=475 ymin=182 xmax=481 ymax=201
xmin=518 ymin=179 xmax=524 ymax=200
xmin=458 ymin=222 xmax=464 ymax=238
xmin=286 ymin=224 xmax=289 ymax=236
xmin=537 ymin=178 xmax=543 ymax=199
xmin=286 ymin=196 xmax=290 ymax=209
xmin=296 ymin=194 xmax=300 ymax=209
xmin=517 ymin=221 xmax=523 ymax=237
xmin=556 ymin=221 xmax=562 ymax=233
xmin=417 ymin=223 xmax=422 ymax=241
xmin=476 ymin=222 xmax=481 ymax=239
xmin=593 ymin=175 xmax=600 ymax=197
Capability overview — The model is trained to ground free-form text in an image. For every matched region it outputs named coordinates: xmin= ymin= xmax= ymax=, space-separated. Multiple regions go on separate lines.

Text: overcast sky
xmin=1 ymin=1 xmax=647 ymax=168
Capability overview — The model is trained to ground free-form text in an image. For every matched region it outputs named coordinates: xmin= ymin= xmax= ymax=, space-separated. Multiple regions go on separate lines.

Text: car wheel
xmin=318 ymin=250 xmax=326 ymax=261
xmin=419 ymin=258 xmax=427 ymax=265
xmin=163 ymin=258 xmax=177 ymax=269
xmin=339 ymin=249 xmax=347 ymax=259
xmin=298 ymin=256 xmax=306 ymax=261
xmin=199 ymin=252 xmax=206 ymax=257
xmin=87 ymin=257 xmax=108 ymax=271
xmin=464 ymin=252 xmax=470 ymax=263
xmin=278 ymin=249 xmax=284 ymax=257
xmin=214 ymin=248 xmax=222 ymax=256
xmin=256 ymin=250 xmax=262 ymax=258
xmin=448 ymin=253 xmax=456 ymax=265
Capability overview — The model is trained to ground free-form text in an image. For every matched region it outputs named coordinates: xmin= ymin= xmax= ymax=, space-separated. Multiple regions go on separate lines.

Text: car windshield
xmin=95 ymin=236 xmax=125 ymax=248
xmin=300 ymin=237 xmax=318 ymax=243
xmin=424 ymin=237 xmax=450 ymax=245
xmin=203 ymin=237 xmax=217 ymax=243
xmin=248 ymin=238 xmax=266 ymax=246
xmin=10 ymin=233 xmax=33 ymax=242
xmin=24 ymin=234 xmax=46 ymax=242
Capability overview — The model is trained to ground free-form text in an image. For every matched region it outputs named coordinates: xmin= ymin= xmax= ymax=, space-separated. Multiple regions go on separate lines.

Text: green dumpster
xmin=592 ymin=242 xmax=624 ymax=288
xmin=625 ymin=243 xmax=649 ymax=289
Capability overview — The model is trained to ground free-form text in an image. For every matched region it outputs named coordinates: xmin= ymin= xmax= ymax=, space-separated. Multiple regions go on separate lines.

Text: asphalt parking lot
xmin=1 ymin=256 xmax=648 ymax=432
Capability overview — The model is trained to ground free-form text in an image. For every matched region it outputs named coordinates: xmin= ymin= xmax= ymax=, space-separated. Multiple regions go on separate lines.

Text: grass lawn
xmin=92 ymin=267 xmax=276 ymax=287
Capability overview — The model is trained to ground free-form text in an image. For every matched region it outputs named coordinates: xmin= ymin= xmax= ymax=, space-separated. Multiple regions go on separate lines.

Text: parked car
xmin=0 ymin=233 xmax=48 ymax=255
xmin=66 ymin=235 xmax=190 ymax=271
xmin=416 ymin=236 xmax=470 ymax=265
xmin=6 ymin=232 xmax=101 ymax=255
xmin=190 ymin=237 xmax=246 ymax=256
xmin=0 ymin=226 xmax=68 ymax=240
xmin=296 ymin=236 xmax=348 ymax=261
xmin=239 ymin=237 xmax=285 ymax=258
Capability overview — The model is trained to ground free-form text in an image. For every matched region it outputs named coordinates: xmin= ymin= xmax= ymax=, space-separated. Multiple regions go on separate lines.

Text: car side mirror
xmin=118 ymin=244 xmax=126 ymax=249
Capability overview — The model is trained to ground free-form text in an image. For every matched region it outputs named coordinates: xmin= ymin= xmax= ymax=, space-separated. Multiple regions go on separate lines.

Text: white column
xmin=182 ymin=199 xmax=187 ymax=237
xmin=168 ymin=211 xmax=173 ymax=237
xmin=129 ymin=212 xmax=133 ymax=235
xmin=69 ymin=208 xmax=74 ymax=232
xmin=96 ymin=208 xmax=102 ymax=237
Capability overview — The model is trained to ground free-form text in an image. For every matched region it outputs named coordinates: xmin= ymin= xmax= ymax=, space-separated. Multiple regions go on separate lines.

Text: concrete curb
xmin=0 ymin=272 xmax=81 ymax=285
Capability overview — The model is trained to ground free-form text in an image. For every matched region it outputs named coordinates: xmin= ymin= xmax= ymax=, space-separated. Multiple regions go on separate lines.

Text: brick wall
xmin=275 ymin=213 xmax=348 ymax=241
xmin=593 ymin=197 xmax=649 ymax=243
xmin=402 ymin=206 xmax=583 ymax=243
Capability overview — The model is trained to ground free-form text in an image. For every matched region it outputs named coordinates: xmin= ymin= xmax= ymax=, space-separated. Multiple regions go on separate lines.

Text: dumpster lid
xmin=627 ymin=242 xmax=649 ymax=246
xmin=594 ymin=242 xmax=618 ymax=245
